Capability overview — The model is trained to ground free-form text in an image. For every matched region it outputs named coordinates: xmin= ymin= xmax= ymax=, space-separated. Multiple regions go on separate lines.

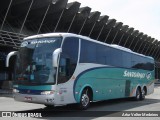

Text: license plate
xmin=25 ymin=97 xmax=32 ymax=101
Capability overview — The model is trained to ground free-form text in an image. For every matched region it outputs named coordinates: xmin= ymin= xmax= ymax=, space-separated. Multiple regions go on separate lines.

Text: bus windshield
xmin=15 ymin=37 xmax=62 ymax=85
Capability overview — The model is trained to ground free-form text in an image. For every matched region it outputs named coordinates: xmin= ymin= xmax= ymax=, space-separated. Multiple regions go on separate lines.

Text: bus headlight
xmin=41 ymin=91 xmax=54 ymax=95
xmin=13 ymin=89 xmax=19 ymax=93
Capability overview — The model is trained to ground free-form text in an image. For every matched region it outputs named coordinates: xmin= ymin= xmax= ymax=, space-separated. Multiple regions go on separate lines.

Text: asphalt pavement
xmin=0 ymin=84 xmax=160 ymax=120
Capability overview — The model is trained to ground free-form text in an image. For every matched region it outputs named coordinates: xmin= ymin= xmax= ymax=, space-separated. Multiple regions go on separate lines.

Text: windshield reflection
xmin=15 ymin=37 xmax=62 ymax=85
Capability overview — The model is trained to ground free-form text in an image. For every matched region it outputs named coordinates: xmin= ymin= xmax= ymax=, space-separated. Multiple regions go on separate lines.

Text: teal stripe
xmin=16 ymin=85 xmax=52 ymax=90
xmin=74 ymin=67 xmax=154 ymax=102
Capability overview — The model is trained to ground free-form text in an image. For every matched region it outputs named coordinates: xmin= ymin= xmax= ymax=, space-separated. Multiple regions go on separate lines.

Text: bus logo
xmin=21 ymin=41 xmax=28 ymax=47
xmin=146 ymin=73 xmax=152 ymax=80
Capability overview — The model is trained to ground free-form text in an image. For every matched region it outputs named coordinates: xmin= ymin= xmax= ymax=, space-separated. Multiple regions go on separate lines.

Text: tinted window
xmin=97 ymin=44 xmax=110 ymax=65
xmin=110 ymin=48 xmax=122 ymax=67
xmin=131 ymin=54 xmax=154 ymax=71
xmin=58 ymin=37 xmax=79 ymax=84
xmin=80 ymin=40 xmax=96 ymax=63
xmin=80 ymin=39 xmax=154 ymax=71
xmin=122 ymin=52 xmax=132 ymax=68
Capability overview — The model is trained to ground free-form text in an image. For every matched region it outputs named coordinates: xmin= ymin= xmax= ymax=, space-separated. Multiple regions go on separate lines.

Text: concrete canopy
xmin=0 ymin=0 xmax=159 ymax=63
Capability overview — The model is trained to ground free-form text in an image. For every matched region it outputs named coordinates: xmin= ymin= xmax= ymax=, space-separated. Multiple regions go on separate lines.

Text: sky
xmin=69 ymin=0 xmax=160 ymax=41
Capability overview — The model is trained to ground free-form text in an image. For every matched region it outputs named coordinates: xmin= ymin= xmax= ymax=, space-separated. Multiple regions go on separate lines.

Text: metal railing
xmin=0 ymin=30 xmax=27 ymax=48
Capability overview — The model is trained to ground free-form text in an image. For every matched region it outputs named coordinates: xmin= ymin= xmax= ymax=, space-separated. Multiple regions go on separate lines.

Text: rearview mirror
xmin=53 ymin=48 xmax=62 ymax=67
xmin=6 ymin=51 xmax=18 ymax=67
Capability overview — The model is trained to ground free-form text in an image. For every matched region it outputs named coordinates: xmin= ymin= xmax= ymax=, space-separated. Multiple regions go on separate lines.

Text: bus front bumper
xmin=13 ymin=93 xmax=55 ymax=105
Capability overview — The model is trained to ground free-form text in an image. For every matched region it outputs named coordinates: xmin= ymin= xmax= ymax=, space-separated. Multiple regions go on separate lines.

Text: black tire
xmin=140 ymin=87 xmax=146 ymax=100
xmin=135 ymin=88 xmax=141 ymax=101
xmin=78 ymin=88 xmax=91 ymax=110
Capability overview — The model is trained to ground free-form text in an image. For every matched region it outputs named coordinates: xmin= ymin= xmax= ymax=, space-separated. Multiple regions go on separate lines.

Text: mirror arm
xmin=53 ymin=48 xmax=62 ymax=67
xmin=6 ymin=51 xmax=18 ymax=67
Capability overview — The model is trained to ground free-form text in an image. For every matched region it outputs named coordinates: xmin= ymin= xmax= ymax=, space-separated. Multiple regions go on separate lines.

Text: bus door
xmin=54 ymin=37 xmax=79 ymax=104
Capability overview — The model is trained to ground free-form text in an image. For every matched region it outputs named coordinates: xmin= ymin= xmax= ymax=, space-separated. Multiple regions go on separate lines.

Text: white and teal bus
xmin=6 ymin=33 xmax=155 ymax=109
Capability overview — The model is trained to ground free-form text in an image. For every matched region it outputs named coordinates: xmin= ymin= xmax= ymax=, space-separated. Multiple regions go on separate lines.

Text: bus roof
xmin=24 ymin=33 xmax=77 ymax=40
xmin=24 ymin=32 xmax=154 ymax=60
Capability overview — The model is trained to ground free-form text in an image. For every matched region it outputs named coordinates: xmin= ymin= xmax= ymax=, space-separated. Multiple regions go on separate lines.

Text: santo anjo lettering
xmin=123 ymin=70 xmax=147 ymax=79
xmin=21 ymin=40 xmax=56 ymax=47
xmin=31 ymin=40 xmax=56 ymax=44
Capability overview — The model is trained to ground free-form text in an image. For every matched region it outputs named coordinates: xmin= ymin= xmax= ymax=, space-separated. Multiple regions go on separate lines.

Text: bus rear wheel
xmin=135 ymin=87 xmax=141 ymax=101
xmin=141 ymin=87 xmax=147 ymax=100
xmin=79 ymin=88 xmax=91 ymax=110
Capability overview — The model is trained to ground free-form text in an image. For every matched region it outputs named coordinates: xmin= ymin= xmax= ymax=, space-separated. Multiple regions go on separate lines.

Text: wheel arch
xmin=137 ymin=86 xmax=141 ymax=91
xmin=132 ymin=85 xmax=141 ymax=97
xmin=142 ymin=86 xmax=147 ymax=95
xmin=78 ymin=85 xmax=93 ymax=103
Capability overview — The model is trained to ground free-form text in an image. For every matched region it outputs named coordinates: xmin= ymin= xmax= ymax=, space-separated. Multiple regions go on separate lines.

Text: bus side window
xmin=59 ymin=58 xmax=70 ymax=77
xmin=58 ymin=37 xmax=79 ymax=84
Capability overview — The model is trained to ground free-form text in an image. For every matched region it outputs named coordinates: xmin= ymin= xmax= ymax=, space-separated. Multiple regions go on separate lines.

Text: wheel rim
xmin=81 ymin=91 xmax=89 ymax=107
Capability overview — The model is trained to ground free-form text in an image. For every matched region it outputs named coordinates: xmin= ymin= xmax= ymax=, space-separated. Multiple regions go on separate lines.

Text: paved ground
xmin=0 ymin=84 xmax=160 ymax=120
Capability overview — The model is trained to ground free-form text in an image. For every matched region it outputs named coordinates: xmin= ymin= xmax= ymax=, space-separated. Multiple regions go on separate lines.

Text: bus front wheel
xmin=78 ymin=88 xmax=91 ymax=110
